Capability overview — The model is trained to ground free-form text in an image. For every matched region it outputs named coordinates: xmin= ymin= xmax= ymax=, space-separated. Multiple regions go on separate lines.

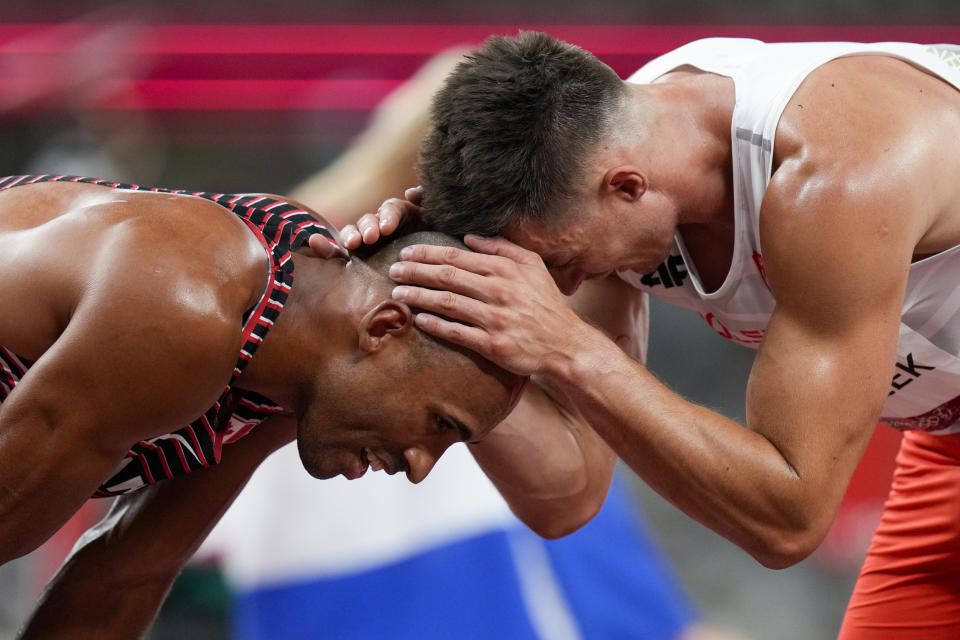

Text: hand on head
xmin=340 ymin=186 xmax=425 ymax=249
xmin=389 ymin=235 xmax=596 ymax=379
xmin=303 ymin=187 xmax=423 ymax=260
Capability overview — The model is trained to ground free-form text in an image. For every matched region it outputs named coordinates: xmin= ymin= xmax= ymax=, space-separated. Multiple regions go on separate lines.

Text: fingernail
xmin=399 ymin=247 xmax=412 ymax=259
xmin=389 ymin=263 xmax=405 ymax=278
xmin=392 ymin=286 xmax=410 ymax=300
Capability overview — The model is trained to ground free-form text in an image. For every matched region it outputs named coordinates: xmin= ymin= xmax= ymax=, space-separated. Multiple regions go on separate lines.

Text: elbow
xmin=523 ymin=495 xmax=605 ymax=540
xmin=529 ymin=518 xmax=587 ymax=541
xmin=745 ymin=525 xmax=827 ymax=570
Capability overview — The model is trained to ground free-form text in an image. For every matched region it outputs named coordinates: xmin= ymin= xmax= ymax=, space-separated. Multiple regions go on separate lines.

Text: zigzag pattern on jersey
xmin=0 ymin=174 xmax=337 ymax=496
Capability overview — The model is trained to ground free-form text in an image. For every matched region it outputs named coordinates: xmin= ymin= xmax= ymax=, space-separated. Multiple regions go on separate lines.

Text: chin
xmin=296 ymin=441 xmax=337 ymax=479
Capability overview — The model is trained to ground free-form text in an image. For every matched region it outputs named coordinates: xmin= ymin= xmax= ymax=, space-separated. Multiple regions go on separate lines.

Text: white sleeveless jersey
xmin=617 ymin=39 xmax=960 ymax=434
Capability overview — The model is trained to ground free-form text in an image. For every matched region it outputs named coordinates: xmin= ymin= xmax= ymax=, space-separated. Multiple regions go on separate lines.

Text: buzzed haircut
xmin=352 ymin=229 xmax=469 ymax=347
xmin=418 ymin=30 xmax=626 ymax=237
xmin=357 ymin=230 xmax=467 ymax=276
xmin=354 ymin=231 xmax=526 ymax=394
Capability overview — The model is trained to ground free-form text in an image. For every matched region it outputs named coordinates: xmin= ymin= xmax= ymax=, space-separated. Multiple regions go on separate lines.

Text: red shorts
xmin=838 ymin=430 xmax=960 ymax=639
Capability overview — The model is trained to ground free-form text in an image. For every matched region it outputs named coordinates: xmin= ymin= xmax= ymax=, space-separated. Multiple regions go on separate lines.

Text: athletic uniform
xmin=0 ymin=174 xmax=338 ymax=497
xmin=620 ymin=41 xmax=960 ymax=639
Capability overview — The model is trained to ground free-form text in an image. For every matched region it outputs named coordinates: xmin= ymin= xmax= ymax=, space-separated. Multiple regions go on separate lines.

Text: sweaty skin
xmin=0 ymin=182 xmax=267 ymax=563
xmin=342 ymin=187 xmax=626 ymax=539
xmin=2 ymin=174 xmax=613 ymax=639
xmin=386 ymin=53 xmax=960 ymax=567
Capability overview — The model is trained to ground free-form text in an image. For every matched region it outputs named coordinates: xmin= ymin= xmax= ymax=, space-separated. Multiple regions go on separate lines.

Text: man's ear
xmin=358 ymin=300 xmax=414 ymax=353
xmin=600 ymin=165 xmax=646 ymax=202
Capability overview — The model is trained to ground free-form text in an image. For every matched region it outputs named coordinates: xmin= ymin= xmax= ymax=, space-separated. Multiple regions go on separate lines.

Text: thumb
xmin=404 ymin=185 xmax=424 ymax=205
xmin=308 ymin=232 xmax=348 ymax=260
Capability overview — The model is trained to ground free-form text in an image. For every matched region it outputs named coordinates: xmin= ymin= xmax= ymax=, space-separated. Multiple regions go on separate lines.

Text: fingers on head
xmin=404 ymin=186 xmax=424 ymax=204
xmin=465 ymin=235 xmax=538 ymax=265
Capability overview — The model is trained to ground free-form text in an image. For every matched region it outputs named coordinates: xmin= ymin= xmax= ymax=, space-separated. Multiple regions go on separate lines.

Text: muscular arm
xmin=18 ymin=416 xmax=296 ymax=639
xmin=469 ymin=277 xmax=646 ymax=538
xmin=389 ymin=81 xmax=930 ymax=564
xmin=541 ymin=149 xmax=919 ymax=566
xmin=0 ymin=290 xmax=242 ymax=563
xmin=0 ymin=194 xmax=265 ymax=564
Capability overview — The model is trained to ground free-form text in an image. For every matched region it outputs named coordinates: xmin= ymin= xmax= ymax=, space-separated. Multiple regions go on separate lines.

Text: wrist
xmin=542 ymin=321 xmax=617 ymax=389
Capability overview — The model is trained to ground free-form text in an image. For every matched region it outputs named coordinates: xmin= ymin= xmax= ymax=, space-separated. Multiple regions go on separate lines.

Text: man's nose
xmin=549 ymin=266 xmax=586 ymax=295
xmin=403 ymin=446 xmax=441 ymax=484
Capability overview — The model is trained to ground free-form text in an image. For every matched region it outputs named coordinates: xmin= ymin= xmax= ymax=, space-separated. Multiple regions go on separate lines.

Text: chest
xmin=676 ymin=218 xmax=736 ymax=294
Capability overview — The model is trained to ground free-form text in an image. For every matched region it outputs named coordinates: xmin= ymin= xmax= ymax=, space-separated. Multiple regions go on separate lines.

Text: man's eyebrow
xmin=450 ymin=416 xmax=475 ymax=443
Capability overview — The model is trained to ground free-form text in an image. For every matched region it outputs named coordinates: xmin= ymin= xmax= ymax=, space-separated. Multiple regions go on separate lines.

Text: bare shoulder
xmin=107 ymin=190 xmax=269 ymax=311
xmin=0 ymin=184 xmax=275 ymax=441
xmin=0 ymin=184 xmax=267 ymax=367
xmin=760 ymin=54 xmax=960 ymax=303
xmin=772 ymin=54 xmax=960 ymax=256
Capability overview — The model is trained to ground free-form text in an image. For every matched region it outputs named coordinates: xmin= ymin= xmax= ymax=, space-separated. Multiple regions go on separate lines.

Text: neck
xmin=236 ymin=253 xmax=373 ymax=415
xmin=629 ymin=74 xmax=735 ymax=227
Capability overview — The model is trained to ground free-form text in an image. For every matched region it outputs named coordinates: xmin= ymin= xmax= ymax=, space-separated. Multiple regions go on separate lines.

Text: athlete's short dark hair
xmin=357 ymin=230 xmax=466 ymax=275
xmin=354 ymin=230 xmax=527 ymax=393
xmin=353 ymin=229 xmax=469 ymax=352
xmin=418 ymin=30 xmax=626 ymax=237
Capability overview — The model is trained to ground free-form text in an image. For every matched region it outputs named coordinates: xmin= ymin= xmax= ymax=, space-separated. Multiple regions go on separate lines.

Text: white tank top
xmin=617 ymin=39 xmax=960 ymax=434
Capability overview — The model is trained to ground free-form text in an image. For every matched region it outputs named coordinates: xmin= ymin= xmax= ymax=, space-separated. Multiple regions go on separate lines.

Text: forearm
xmin=19 ymin=416 xmax=295 ymax=638
xmin=469 ymin=379 xmax=616 ymax=539
xmin=18 ymin=529 xmax=179 ymax=640
xmin=546 ymin=328 xmax=829 ymax=567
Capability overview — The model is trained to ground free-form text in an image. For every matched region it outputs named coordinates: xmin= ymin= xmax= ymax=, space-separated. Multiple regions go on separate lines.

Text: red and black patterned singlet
xmin=0 ymin=174 xmax=340 ymax=496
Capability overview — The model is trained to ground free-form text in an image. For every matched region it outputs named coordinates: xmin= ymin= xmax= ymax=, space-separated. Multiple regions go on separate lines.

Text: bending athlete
xmin=0 ymin=174 xmax=618 ymax=638
xmin=346 ymin=34 xmax=960 ymax=638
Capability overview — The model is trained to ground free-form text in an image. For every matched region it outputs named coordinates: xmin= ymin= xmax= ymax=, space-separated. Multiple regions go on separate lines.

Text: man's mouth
xmin=363 ymin=447 xmax=394 ymax=474
xmin=358 ymin=447 xmax=412 ymax=477
xmin=342 ymin=451 xmax=368 ymax=480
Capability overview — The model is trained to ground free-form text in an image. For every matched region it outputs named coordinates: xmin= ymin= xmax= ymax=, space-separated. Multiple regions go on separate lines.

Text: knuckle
xmin=489 ymin=281 xmax=508 ymax=301
xmin=438 ymin=265 xmax=458 ymax=285
xmin=489 ymin=336 xmax=510 ymax=358
xmin=442 ymin=246 xmax=460 ymax=262
xmin=439 ymin=291 xmax=458 ymax=311
xmin=489 ymin=308 xmax=508 ymax=328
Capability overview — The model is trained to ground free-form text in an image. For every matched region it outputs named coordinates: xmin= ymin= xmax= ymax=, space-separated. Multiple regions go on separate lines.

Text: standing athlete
xmin=347 ymin=34 xmax=960 ymax=638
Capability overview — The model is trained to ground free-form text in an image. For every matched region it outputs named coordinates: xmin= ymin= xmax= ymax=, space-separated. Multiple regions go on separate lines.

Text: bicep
xmin=7 ymin=283 xmax=241 ymax=446
xmin=0 ymin=287 xmax=241 ymax=559
xmin=747 ymin=300 xmax=899 ymax=483
xmin=747 ymin=167 xmax=914 ymax=494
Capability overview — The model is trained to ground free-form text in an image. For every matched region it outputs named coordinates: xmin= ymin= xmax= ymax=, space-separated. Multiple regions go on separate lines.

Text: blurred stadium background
xmin=1 ymin=1 xmax=958 ymax=638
